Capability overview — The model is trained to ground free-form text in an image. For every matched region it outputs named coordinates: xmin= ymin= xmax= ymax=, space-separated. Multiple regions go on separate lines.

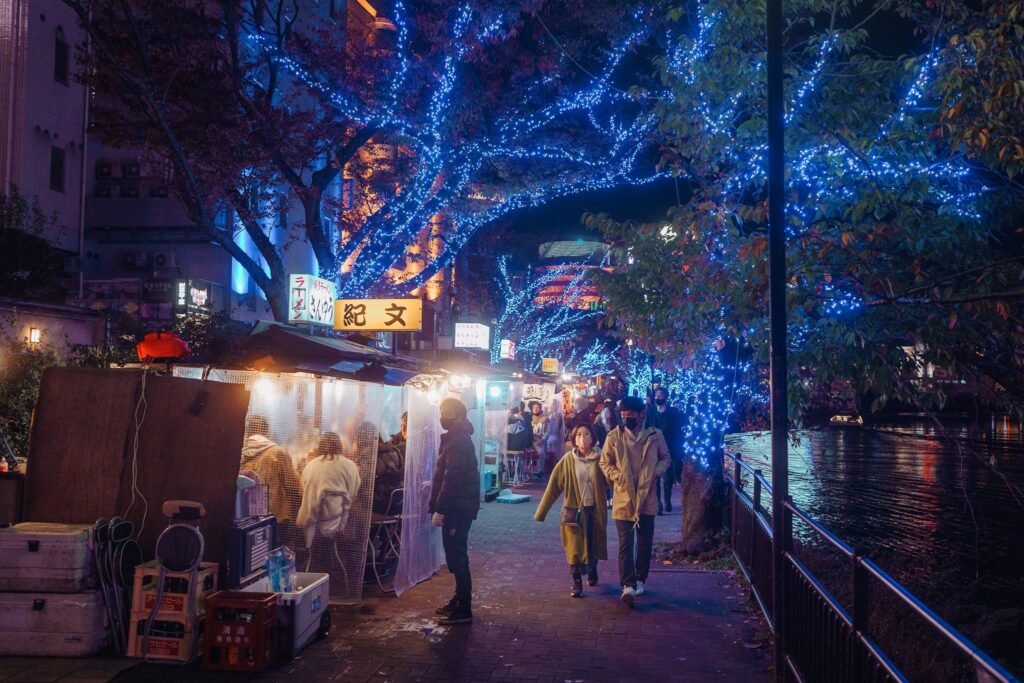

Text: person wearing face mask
xmin=599 ymin=395 xmax=671 ymax=606
xmin=533 ymin=424 xmax=609 ymax=597
xmin=644 ymin=386 xmax=686 ymax=514
xmin=429 ymin=398 xmax=480 ymax=625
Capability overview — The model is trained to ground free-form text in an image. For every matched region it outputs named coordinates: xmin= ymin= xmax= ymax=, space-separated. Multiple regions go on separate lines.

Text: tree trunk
xmin=679 ymin=461 xmax=723 ymax=553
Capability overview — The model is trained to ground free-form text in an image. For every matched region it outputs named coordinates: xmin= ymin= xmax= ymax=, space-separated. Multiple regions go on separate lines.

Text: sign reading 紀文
xmin=289 ymin=274 xmax=337 ymax=327
xmin=333 ymin=298 xmax=423 ymax=332
xmin=454 ymin=323 xmax=491 ymax=350
xmin=500 ymin=339 xmax=516 ymax=361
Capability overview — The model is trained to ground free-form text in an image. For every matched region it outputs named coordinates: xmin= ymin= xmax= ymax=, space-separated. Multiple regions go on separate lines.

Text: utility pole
xmin=766 ymin=0 xmax=790 ymax=679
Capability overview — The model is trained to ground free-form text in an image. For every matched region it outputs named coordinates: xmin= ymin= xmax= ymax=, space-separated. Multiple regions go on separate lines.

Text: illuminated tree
xmin=590 ymin=0 xmax=1024 ymax=422
xmin=490 ymin=255 xmax=600 ymax=369
xmin=65 ymin=0 xmax=668 ymax=319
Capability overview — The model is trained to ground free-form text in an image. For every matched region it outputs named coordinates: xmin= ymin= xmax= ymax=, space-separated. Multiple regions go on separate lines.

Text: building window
xmin=54 ymin=34 xmax=69 ymax=85
xmin=49 ymin=147 xmax=65 ymax=192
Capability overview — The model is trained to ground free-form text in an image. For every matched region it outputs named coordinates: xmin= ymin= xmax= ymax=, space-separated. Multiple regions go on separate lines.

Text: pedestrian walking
xmin=644 ymin=386 xmax=686 ymax=514
xmin=528 ymin=400 xmax=550 ymax=478
xmin=430 ymin=398 xmax=480 ymax=625
xmin=533 ymin=424 xmax=609 ymax=597
xmin=599 ymin=395 xmax=671 ymax=606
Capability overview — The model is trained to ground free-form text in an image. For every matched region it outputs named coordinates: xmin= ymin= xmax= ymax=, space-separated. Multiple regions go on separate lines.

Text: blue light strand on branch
xmin=489 ymin=254 xmax=602 ymax=369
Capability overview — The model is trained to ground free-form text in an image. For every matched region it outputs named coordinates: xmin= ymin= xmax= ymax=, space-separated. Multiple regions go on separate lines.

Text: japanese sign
xmin=454 ymin=323 xmax=491 ymax=350
xmin=499 ymin=339 xmax=516 ymax=361
xmin=289 ymin=274 xmax=337 ymax=327
xmin=333 ymin=298 xmax=423 ymax=332
xmin=173 ymin=278 xmax=212 ymax=318
xmin=523 ymin=382 xmax=557 ymax=407
xmin=541 ymin=357 xmax=560 ymax=374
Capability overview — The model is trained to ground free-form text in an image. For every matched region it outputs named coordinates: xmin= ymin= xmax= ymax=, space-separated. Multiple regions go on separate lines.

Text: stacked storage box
xmin=126 ymin=560 xmax=218 ymax=663
xmin=0 ymin=523 xmax=108 ymax=656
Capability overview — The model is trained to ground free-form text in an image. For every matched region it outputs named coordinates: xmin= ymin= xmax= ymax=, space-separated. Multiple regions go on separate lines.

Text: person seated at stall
xmin=373 ymin=412 xmax=407 ymax=515
xmin=241 ymin=415 xmax=303 ymax=547
xmin=297 ymin=432 xmax=362 ymax=548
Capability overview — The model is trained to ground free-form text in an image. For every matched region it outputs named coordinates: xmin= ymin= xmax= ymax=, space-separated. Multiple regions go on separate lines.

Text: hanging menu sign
xmin=289 ymin=274 xmax=337 ymax=327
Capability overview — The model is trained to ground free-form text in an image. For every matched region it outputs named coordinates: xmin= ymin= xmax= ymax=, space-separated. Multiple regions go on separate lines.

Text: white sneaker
xmin=620 ymin=586 xmax=636 ymax=606
xmin=635 ymin=581 xmax=645 ymax=596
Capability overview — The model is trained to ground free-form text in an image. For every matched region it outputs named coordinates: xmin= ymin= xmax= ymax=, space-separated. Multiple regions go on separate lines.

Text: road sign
xmin=333 ymin=298 xmax=423 ymax=332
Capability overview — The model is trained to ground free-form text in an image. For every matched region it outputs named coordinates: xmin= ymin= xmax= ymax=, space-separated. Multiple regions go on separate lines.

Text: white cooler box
xmin=277 ymin=572 xmax=330 ymax=659
xmin=0 ymin=522 xmax=94 ymax=592
xmin=0 ymin=590 xmax=108 ymax=656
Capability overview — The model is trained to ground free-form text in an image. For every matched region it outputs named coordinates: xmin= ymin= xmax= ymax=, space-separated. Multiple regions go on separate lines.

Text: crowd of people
xmin=233 ymin=384 xmax=688 ymax=623
xmin=238 ymin=412 xmax=408 ymax=568
xmin=515 ymin=388 xmax=687 ymax=607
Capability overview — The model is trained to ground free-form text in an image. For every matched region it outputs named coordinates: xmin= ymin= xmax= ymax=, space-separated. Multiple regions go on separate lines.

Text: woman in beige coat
xmin=534 ymin=424 xmax=609 ymax=597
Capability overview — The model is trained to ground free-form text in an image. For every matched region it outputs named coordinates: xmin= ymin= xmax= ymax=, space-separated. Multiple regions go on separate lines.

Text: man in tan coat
xmin=599 ymin=395 xmax=671 ymax=606
xmin=240 ymin=415 xmax=303 ymax=548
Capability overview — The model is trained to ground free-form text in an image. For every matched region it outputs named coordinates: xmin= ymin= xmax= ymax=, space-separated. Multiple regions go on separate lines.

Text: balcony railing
xmin=724 ymin=450 xmax=1018 ymax=683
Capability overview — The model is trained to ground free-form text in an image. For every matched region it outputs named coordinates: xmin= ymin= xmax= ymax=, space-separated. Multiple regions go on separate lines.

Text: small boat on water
xmin=829 ymin=414 xmax=864 ymax=427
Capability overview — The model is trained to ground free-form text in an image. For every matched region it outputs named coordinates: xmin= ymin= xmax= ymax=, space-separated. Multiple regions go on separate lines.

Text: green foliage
xmin=935 ymin=1 xmax=1024 ymax=179
xmin=592 ymin=0 xmax=1024 ymax=423
xmin=0 ymin=311 xmax=134 ymax=459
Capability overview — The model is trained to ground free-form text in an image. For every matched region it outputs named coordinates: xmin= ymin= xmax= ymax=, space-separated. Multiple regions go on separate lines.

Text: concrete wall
xmin=0 ymin=298 xmax=102 ymax=349
xmin=0 ymin=0 xmax=87 ymax=254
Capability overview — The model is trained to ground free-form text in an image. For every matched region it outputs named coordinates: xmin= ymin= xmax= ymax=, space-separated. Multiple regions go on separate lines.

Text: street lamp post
xmin=766 ymin=0 xmax=790 ymax=679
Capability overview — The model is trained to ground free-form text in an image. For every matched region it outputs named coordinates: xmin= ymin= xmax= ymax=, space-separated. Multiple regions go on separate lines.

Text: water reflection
xmin=726 ymin=421 xmax=1024 ymax=606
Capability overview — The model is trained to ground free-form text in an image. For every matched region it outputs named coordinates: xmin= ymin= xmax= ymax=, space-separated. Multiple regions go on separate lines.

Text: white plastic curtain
xmin=394 ymin=389 xmax=444 ymax=596
xmin=173 ymin=368 xmax=381 ymax=603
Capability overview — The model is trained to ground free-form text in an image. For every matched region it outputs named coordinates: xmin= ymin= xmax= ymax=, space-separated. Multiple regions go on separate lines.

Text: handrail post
xmin=852 ymin=551 xmax=869 ymax=680
xmin=731 ymin=453 xmax=742 ymax=543
xmin=751 ymin=471 xmax=762 ymax=563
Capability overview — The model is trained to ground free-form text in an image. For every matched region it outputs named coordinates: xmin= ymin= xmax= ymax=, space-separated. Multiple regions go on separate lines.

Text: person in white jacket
xmin=297 ymin=432 xmax=362 ymax=548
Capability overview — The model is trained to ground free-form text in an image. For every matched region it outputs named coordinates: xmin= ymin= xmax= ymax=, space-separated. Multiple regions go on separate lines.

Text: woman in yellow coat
xmin=534 ymin=424 xmax=609 ymax=597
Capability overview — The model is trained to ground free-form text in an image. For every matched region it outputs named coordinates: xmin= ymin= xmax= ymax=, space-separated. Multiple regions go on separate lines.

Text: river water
xmin=726 ymin=418 xmax=1024 ymax=673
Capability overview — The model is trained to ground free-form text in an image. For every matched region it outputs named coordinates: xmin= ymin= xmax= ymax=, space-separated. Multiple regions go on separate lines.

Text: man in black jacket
xmin=644 ymin=386 xmax=686 ymax=513
xmin=430 ymin=398 xmax=480 ymax=625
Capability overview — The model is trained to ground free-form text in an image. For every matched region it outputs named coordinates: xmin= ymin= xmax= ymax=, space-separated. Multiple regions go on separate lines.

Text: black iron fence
xmin=724 ymin=450 xmax=1018 ymax=683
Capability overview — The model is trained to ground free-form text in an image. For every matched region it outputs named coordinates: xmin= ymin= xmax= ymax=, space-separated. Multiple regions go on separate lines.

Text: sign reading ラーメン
xmin=289 ymin=274 xmax=337 ymax=327
xmin=333 ymin=299 xmax=423 ymax=332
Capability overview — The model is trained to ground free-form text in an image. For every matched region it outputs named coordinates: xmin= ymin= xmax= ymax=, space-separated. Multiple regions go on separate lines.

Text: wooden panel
xmin=24 ymin=368 xmax=250 ymax=568
xmin=24 ymin=368 xmax=139 ymax=524
xmin=115 ymin=373 xmax=249 ymax=566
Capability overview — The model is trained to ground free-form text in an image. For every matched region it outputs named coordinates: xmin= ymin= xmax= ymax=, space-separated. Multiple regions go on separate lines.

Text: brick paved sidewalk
xmin=1 ymin=480 xmax=771 ymax=683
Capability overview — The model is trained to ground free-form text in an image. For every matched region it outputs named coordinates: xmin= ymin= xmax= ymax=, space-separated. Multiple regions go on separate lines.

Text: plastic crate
xmin=203 ymin=591 xmax=277 ymax=672
xmin=127 ymin=612 xmax=203 ymax=663
xmin=276 ymin=573 xmax=330 ymax=659
xmin=130 ymin=561 xmax=218 ymax=619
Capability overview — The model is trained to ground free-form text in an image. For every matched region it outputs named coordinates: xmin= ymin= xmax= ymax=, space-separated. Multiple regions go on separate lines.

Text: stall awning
xmin=231 ymin=323 xmax=433 ymax=386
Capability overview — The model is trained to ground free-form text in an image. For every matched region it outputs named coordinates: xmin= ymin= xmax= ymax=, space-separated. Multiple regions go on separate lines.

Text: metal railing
xmin=724 ymin=450 xmax=1019 ymax=683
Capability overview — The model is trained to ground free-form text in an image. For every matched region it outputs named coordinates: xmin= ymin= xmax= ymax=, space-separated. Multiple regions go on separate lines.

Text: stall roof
xmin=230 ymin=322 xmax=435 ymax=386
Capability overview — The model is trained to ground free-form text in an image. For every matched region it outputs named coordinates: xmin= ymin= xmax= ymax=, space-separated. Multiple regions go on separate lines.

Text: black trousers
xmin=615 ymin=515 xmax=655 ymax=588
xmin=657 ymin=458 xmax=683 ymax=506
xmin=442 ymin=519 xmax=473 ymax=602
xmin=571 ymin=505 xmax=598 ymax=578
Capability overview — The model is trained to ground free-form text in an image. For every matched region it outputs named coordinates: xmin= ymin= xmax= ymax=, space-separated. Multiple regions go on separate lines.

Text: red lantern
xmin=136 ymin=331 xmax=191 ymax=361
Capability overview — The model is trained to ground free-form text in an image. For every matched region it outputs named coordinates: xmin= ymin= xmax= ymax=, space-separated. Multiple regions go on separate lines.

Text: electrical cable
xmin=123 ymin=370 xmax=150 ymax=540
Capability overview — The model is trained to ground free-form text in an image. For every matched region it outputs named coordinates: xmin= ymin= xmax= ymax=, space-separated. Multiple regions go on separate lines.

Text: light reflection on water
xmin=725 ymin=419 xmax=1024 ymax=603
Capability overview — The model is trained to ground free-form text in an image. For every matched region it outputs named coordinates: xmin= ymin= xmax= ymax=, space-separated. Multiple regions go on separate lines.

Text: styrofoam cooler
xmin=0 ymin=522 xmax=94 ymax=592
xmin=0 ymin=590 xmax=108 ymax=656
xmin=276 ymin=573 xmax=330 ymax=659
